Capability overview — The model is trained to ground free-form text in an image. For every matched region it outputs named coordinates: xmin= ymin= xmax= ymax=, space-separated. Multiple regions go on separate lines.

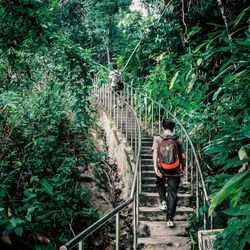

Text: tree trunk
xmin=216 ymin=0 xmax=231 ymax=40
xmin=106 ymin=42 xmax=111 ymax=64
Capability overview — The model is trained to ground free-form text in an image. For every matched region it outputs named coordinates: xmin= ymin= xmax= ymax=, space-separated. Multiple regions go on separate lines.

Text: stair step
xmin=141 ymin=142 xmax=153 ymax=147
xmin=141 ymin=166 xmax=156 ymax=172
xmin=139 ymin=206 xmax=194 ymax=221
xmin=141 ymin=151 xmax=152 ymax=153
xmin=141 ymin=171 xmax=190 ymax=182
xmin=142 ymin=177 xmax=187 ymax=184
xmin=139 ymin=221 xmax=189 ymax=237
xmin=141 ymin=154 xmax=153 ymax=159
xmin=138 ymin=236 xmax=191 ymax=250
xmin=140 ymin=193 xmax=191 ymax=207
xmin=141 ymin=192 xmax=191 ymax=197
xmin=142 ymin=183 xmax=191 ymax=192
xmin=141 ymin=145 xmax=153 ymax=149
xmin=141 ymin=170 xmax=156 ymax=177
xmin=131 ymin=142 xmax=152 ymax=147
xmin=141 ymin=148 xmax=152 ymax=151
xmin=142 ymin=182 xmax=191 ymax=188
xmin=141 ymin=159 xmax=153 ymax=163
xmin=119 ymin=130 xmax=149 ymax=136
xmin=121 ymin=133 xmax=148 ymax=138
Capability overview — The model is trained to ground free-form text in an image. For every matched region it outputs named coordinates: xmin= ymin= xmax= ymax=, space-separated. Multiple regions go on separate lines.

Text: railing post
xmin=139 ymin=155 xmax=142 ymax=193
xmin=190 ymin=151 xmax=194 ymax=195
xmin=104 ymin=84 xmax=107 ymax=109
xmin=107 ymin=87 xmax=110 ymax=114
xmin=135 ymin=117 xmax=137 ymax=156
xmin=116 ymin=213 xmax=120 ymax=250
xmin=196 ymin=164 xmax=199 ymax=218
xmin=203 ymin=196 xmax=207 ymax=230
xmin=210 ymin=213 xmax=213 ymax=230
xmin=151 ymin=101 xmax=154 ymax=135
xmin=185 ymin=140 xmax=189 ymax=183
xmin=131 ymin=110 xmax=133 ymax=149
xmin=130 ymin=85 xmax=133 ymax=107
xmin=125 ymin=105 xmax=128 ymax=141
xmin=133 ymin=189 xmax=137 ymax=250
xmin=113 ymin=92 xmax=115 ymax=121
xmin=78 ymin=240 xmax=84 ymax=250
xmin=136 ymin=173 xmax=139 ymax=227
xmin=126 ymin=84 xmax=129 ymax=103
xmin=134 ymin=92 xmax=137 ymax=111
xmin=109 ymin=89 xmax=112 ymax=116
xmin=102 ymin=85 xmax=104 ymax=104
xmin=158 ymin=105 xmax=161 ymax=134
xmin=116 ymin=94 xmax=119 ymax=128
xmin=139 ymin=94 xmax=142 ymax=124
xmin=121 ymin=101 xmax=124 ymax=132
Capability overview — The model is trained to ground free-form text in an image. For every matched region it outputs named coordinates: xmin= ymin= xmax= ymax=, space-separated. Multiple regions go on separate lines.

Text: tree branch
xmin=181 ymin=0 xmax=188 ymax=44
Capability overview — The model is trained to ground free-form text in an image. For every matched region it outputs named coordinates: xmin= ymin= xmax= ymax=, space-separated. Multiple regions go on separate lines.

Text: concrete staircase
xmin=108 ymin=97 xmax=194 ymax=249
xmin=59 ymin=87 xmax=210 ymax=250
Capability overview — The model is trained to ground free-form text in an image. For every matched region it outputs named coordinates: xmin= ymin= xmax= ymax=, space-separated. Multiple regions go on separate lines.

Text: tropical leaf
xmin=169 ymin=71 xmax=179 ymax=90
xmin=40 ymin=178 xmax=54 ymax=196
xmin=209 ymin=171 xmax=250 ymax=215
xmin=233 ymin=7 xmax=250 ymax=27
xmin=238 ymin=147 xmax=247 ymax=160
xmin=223 ymin=204 xmax=250 ymax=216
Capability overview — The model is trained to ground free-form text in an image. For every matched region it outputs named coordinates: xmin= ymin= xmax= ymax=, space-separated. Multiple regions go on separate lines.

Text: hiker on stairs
xmin=109 ymin=63 xmax=123 ymax=108
xmin=109 ymin=63 xmax=123 ymax=93
xmin=152 ymin=119 xmax=186 ymax=227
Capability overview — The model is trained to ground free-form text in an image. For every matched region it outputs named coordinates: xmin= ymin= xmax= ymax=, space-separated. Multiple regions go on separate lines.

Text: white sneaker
xmin=159 ymin=200 xmax=167 ymax=211
xmin=167 ymin=220 xmax=175 ymax=227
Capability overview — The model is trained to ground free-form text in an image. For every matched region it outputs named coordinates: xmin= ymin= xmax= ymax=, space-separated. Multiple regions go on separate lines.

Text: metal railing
xmin=60 ymin=68 xmax=213 ymax=249
xmin=60 ymin=83 xmax=142 ymax=250
xmin=95 ymin=67 xmax=212 ymax=229
xmin=118 ymin=79 xmax=212 ymax=230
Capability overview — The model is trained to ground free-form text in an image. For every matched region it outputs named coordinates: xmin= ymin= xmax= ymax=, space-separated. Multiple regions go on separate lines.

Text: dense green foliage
xmin=0 ymin=0 xmax=115 ymax=248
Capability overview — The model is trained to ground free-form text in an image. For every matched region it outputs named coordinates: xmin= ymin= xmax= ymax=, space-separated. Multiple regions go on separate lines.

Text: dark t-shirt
xmin=152 ymin=134 xmax=185 ymax=176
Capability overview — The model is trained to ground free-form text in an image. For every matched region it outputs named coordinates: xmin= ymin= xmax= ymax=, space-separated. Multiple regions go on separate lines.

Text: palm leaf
xmin=209 ymin=171 xmax=250 ymax=215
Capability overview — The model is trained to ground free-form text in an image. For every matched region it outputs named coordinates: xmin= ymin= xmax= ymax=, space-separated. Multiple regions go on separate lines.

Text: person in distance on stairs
xmin=152 ymin=119 xmax=186 ymax=227
xmin=109 ymin=63 xmax=124 ymax=108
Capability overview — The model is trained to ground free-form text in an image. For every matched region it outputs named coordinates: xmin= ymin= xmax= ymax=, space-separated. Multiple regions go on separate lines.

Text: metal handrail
xmin=119 ymin=79 xmax=212 ymax=226
xmin=94 ymin=64 xmax=211 ymax=224
xmin=97 ymin=65 xmax=211 ymax=217
xmin=116 ymin=79 xmax=208 ymax=196
xmin=103 ymin=66 xmax=211 ymax=227
xmin=60 ymin=86 xmax=142 ymax=250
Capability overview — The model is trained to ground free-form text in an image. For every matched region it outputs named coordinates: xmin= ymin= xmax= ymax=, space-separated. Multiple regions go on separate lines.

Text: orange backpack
xmin=157 ymin=138 xmax=180 ymax=169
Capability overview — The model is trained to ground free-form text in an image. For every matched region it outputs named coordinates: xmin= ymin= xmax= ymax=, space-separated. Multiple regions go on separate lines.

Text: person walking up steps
xmin=109 ymin=63 xmax=123 ymax=108
xmin=109 ymin=63 xmax=123 ymax=93
xmin=152 ymin=119 xmax=186 ymax=227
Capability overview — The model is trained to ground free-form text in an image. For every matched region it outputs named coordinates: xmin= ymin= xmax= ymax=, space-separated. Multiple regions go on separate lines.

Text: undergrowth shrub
xmin=0 ymin=84 xmax=98 ymax=249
